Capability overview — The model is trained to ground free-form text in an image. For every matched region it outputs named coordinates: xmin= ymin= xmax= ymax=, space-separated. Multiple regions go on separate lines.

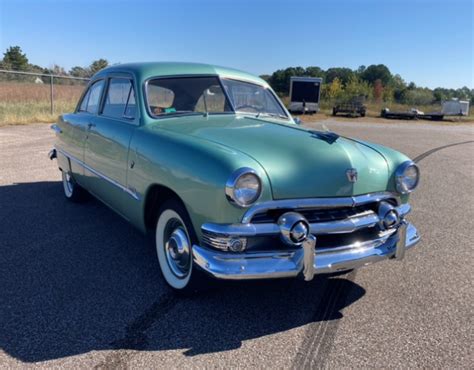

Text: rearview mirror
xmin=293 ymin=117 xmax=302 ymax=125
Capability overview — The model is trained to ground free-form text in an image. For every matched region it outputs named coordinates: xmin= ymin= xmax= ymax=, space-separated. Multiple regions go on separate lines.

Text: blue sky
xmin=0 ymin=0 xmax=472 ymax=89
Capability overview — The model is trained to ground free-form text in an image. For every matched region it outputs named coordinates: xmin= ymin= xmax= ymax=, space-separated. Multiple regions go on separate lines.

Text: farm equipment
xmin=288 ymin=76 xmax=322 ymax=114
xmin=333 ymin=97 xmax=367 ymax=117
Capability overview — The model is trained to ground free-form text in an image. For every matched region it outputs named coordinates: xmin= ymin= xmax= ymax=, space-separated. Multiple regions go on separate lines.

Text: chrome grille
xmin=251 ymin=203 xmax=379 ymax=224
xmin=202 ymin=231 xmax=231 ymax=251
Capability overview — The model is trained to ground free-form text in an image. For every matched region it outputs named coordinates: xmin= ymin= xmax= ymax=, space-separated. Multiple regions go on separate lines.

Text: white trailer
xmin=441 ymin=99 xmax=470 ymax=116
xmin=289 ymin=76 xmax=322 ymax=114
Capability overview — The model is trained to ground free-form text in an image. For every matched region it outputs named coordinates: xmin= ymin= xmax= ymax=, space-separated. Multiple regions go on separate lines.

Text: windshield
xmin=146 ymin=76 xmax=233 ymax=117
xmin=221 ymin=79 xmax=288 ymax=119
xmin=145 ymin=76 xmax=288 ymax=119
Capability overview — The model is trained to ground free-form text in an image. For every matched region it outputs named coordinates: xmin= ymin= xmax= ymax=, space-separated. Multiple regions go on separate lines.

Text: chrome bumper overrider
xmin=192 ymin=222 xmax=420 ymax=280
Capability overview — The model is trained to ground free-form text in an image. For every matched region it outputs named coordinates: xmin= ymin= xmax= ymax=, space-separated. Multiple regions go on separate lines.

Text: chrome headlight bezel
xmin=225 ymin=167 xmax=262 ymax=208
xmin=395 ymin=161 xmax=420 ymax=194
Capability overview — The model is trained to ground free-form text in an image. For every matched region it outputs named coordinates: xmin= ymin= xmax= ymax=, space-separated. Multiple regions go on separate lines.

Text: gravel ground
xmin=0 ymin=120 xmax=473 ymax=368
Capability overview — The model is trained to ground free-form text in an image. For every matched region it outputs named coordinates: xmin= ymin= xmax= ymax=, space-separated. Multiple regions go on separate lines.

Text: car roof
xmin=94 ymin=62 xmax=268 ymax=86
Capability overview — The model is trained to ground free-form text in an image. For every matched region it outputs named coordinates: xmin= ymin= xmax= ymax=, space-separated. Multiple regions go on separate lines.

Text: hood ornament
xmin=308 ymin=130 xmax=339 ymax=144
xmin=346 ymin=168 xmax=358 ymax=183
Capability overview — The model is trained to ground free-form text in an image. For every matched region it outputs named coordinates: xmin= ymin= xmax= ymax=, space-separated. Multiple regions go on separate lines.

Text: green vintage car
xmin=50 ymin=62 xmax=420 ymax=292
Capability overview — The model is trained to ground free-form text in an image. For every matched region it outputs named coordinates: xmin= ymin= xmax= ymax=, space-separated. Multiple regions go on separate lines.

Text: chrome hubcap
xmin=63 ymin=172 xmax=74 ymax=196
xmin=164 ymin=222 xmax=191 ymax=278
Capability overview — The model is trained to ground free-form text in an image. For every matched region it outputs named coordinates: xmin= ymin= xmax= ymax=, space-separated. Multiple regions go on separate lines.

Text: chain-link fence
xmin=0 ymin=69 xmax=90 ymax=124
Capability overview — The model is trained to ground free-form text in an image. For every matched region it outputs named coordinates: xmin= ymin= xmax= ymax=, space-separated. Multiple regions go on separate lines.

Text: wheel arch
xmin=143 ymin=183 xmax=188 ymax=232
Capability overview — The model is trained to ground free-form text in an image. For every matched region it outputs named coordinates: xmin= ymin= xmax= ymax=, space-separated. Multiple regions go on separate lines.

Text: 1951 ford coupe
xmin=50 ymin=62 xmax=420 ymax=292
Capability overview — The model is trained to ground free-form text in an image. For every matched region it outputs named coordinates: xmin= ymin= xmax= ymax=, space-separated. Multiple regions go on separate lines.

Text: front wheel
xmin=155 ymin=199 xmax=208 ymax=294
xmin=61 ymin=171 xmax=87 ymax=202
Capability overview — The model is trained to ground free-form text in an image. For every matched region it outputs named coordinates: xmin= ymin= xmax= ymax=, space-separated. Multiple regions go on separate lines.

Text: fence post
xmin=50 ymin=75 xmax=54 ymax=115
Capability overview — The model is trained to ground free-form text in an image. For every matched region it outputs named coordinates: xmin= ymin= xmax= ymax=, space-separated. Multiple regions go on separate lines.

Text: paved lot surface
xmin=0 ymin=120 xmax=473 ymax=368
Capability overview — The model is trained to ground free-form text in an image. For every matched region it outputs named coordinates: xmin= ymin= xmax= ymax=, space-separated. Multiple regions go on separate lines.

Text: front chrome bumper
xmin=192 ymin=222 xmax=420 ymax=280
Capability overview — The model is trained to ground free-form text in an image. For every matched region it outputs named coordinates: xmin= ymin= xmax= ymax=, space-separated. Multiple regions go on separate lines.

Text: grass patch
xmin=0 ymin=101 xmax=77 ymax=125
xmin=0 ymin=82 xmax=84 ymax=125
xmin=1 ymin=81 xmax=472 ymax=125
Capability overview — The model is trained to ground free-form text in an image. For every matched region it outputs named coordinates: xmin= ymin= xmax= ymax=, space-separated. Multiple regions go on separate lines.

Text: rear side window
xmin=102 ymin=78 xmax=136 ymax=120
xmin=78 ymin=80 xmax=105 ymax=114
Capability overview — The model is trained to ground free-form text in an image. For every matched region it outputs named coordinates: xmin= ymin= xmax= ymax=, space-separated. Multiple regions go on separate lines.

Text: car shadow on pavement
xmin=0 ymin=181 xmax=365 ymax=363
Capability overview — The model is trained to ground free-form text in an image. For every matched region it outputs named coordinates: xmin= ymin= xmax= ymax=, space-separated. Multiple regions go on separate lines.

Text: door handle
xmin=87 ymin=123 xmax=96 ymax=129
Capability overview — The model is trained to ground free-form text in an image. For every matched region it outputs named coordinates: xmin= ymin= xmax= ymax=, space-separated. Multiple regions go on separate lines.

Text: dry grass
xmin=1 ymin=82 xmax=472 ymax=125
xmin=0 ymin=82 xmax=85 ymax=125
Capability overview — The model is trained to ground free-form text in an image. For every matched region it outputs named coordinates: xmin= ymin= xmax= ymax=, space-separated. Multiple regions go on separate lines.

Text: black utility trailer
xmin=381 ymin=108 xmax=418 ymax=120
xmin=333 ymin=98 xmax=366 ymax=117
xmin=381 ymin=108 xmax=445 ymax=121
xmin=288 ymin=77 xmax=322 ymax=114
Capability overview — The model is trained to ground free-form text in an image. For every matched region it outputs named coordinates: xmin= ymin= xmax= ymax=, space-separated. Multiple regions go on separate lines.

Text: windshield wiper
xmin=255 ymin=112 xmax=288 ymax=120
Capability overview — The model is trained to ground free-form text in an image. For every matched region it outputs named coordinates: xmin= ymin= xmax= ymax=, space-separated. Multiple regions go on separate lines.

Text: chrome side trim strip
xmin=55 ymin=147 xmax=139 ymax=200
xmin=241 ymin=192 xmax=400 ymax=223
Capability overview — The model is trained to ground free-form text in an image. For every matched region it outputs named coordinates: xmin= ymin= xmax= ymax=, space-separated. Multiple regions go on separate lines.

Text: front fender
xmin=351 ymin=139 xmax=413 ymax=203
xmin=129 ymin=125 xmax=272 ymax=237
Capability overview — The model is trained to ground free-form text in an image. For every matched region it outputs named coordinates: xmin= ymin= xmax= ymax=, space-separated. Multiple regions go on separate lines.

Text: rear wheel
xmin=154 ymin=199 xmax=208 ymax=294
xmin=61 ymin=171 xmax=87 ymax=202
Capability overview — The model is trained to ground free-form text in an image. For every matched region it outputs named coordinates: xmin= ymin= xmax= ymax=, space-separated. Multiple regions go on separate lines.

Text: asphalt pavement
xmin=0 ymin=120 xmax=473 ymax=368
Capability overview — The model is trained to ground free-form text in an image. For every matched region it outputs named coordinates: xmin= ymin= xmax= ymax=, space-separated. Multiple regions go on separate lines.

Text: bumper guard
xmin=192 ymin=222 xmax=419 ymax=281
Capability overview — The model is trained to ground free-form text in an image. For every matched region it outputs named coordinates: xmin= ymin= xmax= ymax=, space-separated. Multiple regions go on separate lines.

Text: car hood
xmin=157 ymin=115 xmax=391 ymax=199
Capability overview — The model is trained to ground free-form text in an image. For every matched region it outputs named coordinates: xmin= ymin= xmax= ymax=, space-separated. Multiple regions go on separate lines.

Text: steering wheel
xmin=235 ymin=104 xmax=261 ymax=112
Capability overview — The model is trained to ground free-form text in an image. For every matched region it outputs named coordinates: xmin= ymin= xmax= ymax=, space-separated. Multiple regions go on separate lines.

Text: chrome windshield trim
xmin=241 ymin=192 xmax=400 ymax=224
xmin=55 ymin=147 xmax=140 ymax=200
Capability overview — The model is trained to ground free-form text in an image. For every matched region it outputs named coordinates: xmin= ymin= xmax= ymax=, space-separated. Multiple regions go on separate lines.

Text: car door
xmin=83 ymin=73 xmax=139 ymax=217
xmin=56 ymin=79 xmax=105 ymax=186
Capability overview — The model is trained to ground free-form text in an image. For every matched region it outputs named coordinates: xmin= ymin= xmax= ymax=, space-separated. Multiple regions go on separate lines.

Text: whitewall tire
xmin=61 ymin=171 xmax=86 ymax=202
xmin=154 ymin=199 xmax=207 ymax=293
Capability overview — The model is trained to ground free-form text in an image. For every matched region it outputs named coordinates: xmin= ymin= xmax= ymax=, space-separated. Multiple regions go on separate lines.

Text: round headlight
xmin=226 ymin=168 xmax=262 ymax=207
xmin=395 ymin=161 xmax=420 ymax=194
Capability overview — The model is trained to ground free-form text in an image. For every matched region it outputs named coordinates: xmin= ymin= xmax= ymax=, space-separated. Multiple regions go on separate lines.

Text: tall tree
xmin=70 ymin=66 xmax=89 ymax=78
xmin=2 ymin=46 xmax=29 ymax=71
xmin=361 ymin=64 xmax=392 ymax=86
xmin=305 ymin=66 xmax=325 ymax=80
xmin=356 ymin=65 xmax=366 ymax=76
xmin=325 ymin=67 xmax=354 ymax=85
xmin=89 ymin=59 xmax=109 ymax=75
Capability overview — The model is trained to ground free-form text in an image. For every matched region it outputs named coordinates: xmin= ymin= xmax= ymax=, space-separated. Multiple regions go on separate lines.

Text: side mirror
xmin=293 ymin=117 xmax=302 ymax=125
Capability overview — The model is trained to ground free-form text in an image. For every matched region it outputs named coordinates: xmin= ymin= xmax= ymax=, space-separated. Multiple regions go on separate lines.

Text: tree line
xmin=262 ymin=65 xmax=473 ymax=106
xmin=0 ymin=46 xmax=108 ymax=84
xmin=1 ymin=46 xmax=472 ymax=106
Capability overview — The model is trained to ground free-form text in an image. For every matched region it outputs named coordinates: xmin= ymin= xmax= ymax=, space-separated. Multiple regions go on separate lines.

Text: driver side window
xmin=78 ymin=80 xmax=105 ymax=114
